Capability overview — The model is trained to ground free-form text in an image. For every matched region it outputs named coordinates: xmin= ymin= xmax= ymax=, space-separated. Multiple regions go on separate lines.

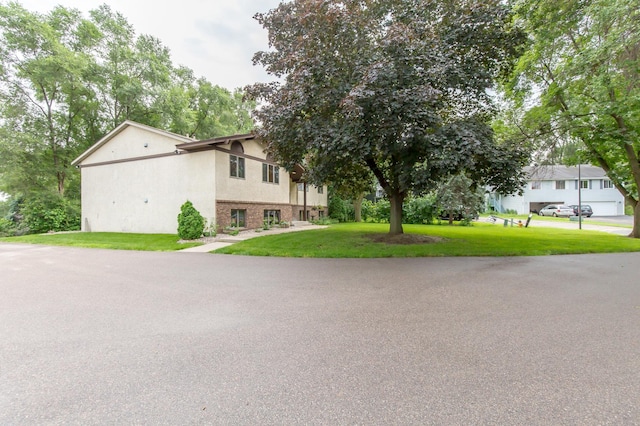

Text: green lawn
xmin=0 ymin=232 xmax=201 ymax=251
xmin=1 ymin=223 xmax=638 ymax=257
xmin=214 ymin=222 xmax=640 ymax=257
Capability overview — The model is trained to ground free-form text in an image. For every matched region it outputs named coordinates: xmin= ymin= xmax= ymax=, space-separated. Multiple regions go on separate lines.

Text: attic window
xmin=230 ymin=141 xmax=244 ymax=153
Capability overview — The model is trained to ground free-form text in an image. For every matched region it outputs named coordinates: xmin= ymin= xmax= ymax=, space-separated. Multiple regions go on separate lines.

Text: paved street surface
xmin=1 ymin=243 xmax=639 ymax=424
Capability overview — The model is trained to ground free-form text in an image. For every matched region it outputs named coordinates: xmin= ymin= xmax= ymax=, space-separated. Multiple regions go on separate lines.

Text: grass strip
xmin=0 ymin=232 xmax=201 ymax=251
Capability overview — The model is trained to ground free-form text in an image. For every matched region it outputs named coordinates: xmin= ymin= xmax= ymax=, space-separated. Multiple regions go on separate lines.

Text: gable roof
xmin=525 ymin=165 xmax=609 ymax=181
xmin=71 ymin=120 xmax=196 ymax=166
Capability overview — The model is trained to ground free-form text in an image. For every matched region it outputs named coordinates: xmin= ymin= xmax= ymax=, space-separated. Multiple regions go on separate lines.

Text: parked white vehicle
xmin=539 ymin=204 xmax=575 ymax=217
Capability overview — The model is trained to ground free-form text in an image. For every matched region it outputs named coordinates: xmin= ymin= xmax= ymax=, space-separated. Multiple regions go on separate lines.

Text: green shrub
xmin=328 ymin=194 xmax=354 ymax=222
xmin=224 ymin=226 xmax=240 ymax=236
xmin=177 ymin=201 xmax=205 ymax=240
xmin=0 ymin=217 xmax=15 ymax=237
xmin=311 ymin=216 xmax=335 ymax=225
xmin=373 ymin=199 xmax=390 ymax=223
xmin=361 ymin=199 xmax=375 ymax=222
xmin=404 ymin=195 xmax=438 ymax=224
xmin=21 ymin=193 xmax=80 ymax=234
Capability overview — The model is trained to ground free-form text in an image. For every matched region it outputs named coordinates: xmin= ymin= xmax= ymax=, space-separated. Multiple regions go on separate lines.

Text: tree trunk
xmin=354 ymin=193 xmax=364 ymax=222
xmin=389 ymin=192 xmax=405 ymax=235
xmin=631 ymin=200 xmax=640 ymax=238
xmin=57 ymin=171 xmax=65 ymax=196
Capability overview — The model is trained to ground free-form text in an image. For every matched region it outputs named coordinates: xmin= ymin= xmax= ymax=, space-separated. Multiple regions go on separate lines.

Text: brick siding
xmin=216 ymin=200 xmax=295 ymax=231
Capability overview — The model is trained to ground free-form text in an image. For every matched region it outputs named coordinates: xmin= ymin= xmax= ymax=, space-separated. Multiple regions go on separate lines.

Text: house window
xmin=262 ymin=163 xmax=279 ymax=184
xmin=230 ymin=209 xmax=246 ymax=227
xmin=317 ymin=186 xmax=323 ymax=194
xmin=580 ymin=180 xmax=589 ymax=189
xmin=531 ymin=181 xmax=541 ymax=190
xmin=603 ymin=180 xmax=614 ymax=189
xmin=264 ymin=210 xmax=280 ymax=225
xmin=297 ymin=183 xmax=309 ymax=191
xmin=230 ymin=155 xmax=245 ymax=178
xmin=555 ymin=180 xmax=565 ymax=190
xmin=230 ymin=141 xmax=245 ymax=178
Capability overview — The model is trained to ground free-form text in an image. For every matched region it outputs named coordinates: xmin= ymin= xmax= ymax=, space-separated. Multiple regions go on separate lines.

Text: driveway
xmin=1 ymin=243 xmax=639 ymax=424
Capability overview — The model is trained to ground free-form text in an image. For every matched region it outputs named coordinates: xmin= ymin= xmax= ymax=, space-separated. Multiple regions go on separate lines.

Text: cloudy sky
xmin=18 ymin=0 xmax=283 ymax=90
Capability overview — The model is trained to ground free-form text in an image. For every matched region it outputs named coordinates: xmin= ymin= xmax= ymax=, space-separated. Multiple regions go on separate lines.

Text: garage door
xmin=587 ymin=202 xmax=618 ymax=216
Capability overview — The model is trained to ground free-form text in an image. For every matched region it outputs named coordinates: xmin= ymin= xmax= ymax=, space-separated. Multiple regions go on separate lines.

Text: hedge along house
xmin=71 ymin=121 xmax=328 ymax=234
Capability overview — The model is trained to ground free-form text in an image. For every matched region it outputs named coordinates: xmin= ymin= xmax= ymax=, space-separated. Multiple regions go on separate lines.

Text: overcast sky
xmin=17 ymin=0 xmax=283 ymax=90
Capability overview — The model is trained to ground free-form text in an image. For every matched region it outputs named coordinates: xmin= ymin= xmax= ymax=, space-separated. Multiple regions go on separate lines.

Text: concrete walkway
xmin=179 ymin=222 xmax=327 ymax=252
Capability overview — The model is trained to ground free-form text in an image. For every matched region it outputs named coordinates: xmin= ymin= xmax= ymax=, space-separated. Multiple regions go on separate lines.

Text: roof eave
xmin=175 ymin=132 xmax=257 ymax=152
xmin=72 ymin=120 xmax=196 ymax=166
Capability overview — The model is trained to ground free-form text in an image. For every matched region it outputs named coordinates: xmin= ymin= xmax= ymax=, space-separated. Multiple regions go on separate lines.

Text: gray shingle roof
xmin=525 ymin=165 xmax=608 ymax=180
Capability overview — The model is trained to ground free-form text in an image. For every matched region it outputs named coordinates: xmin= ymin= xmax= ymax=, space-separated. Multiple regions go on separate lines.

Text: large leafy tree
xmin=164 ymin=68 xmax=254 ymax=139
xmin=248 ymin=0 xmax=527 ymax=234
xmin=89 ymin=5 xmax=174 ymax=130
xmin=509 ymin=0 xmax=640 ymax=237
xmin=0 ymin=3 xmax=101 ymax=196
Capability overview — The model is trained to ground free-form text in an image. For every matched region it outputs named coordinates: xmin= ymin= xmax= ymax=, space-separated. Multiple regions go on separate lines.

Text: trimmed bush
xmin=177 ymin=201 xmax=205 ymax=240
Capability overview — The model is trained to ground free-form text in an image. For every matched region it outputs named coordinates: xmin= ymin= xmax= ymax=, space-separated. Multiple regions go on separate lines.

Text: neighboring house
xmin=71 ymin=121 xmax=327 ymax=234
xmin=489 ymin=165 xmax=625 ymax=216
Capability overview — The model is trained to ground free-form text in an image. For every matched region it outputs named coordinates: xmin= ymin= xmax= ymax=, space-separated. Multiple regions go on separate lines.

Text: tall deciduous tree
xmin=154 ymin=67 xmax=255 ymax=139
xmin=248 ymin=0 xmax=527 ymax=234
xmin=0 ymin=3 xmax=100 ymax=196
xmin=509 ymin=0 xmax=640 ymax=237
xmin=89 ymin=5 xmax=173 ymax=129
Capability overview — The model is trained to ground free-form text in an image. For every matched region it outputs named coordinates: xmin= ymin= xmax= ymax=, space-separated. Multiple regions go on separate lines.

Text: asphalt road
xmin=1 ymin=243 xmax=639 ymax=424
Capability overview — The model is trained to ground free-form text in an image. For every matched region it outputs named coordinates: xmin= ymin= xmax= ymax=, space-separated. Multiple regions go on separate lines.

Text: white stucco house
xmin=489 ymin=165 xmax=625 ymax=216
xmin=71 ymin=121 xmax=328 ymax=234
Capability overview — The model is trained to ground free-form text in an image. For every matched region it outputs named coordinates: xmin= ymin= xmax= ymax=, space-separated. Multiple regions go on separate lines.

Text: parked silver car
xmin=539 ymin=204 xmax=575 ymax=217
